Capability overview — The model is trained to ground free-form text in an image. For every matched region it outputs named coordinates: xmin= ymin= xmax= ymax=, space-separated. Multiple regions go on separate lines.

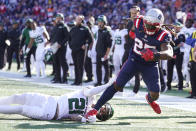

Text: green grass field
xmin=0 ymin=78 xmax=196 ymax=131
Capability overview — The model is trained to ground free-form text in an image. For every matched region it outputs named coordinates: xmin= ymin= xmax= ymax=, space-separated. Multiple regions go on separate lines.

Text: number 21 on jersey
xmin=133 ymin=37 xmax=156 ymax=55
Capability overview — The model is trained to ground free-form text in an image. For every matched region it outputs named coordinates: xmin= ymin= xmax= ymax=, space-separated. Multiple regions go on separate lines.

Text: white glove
xmin=81 ymin=117 xmax=87 ymax=123
xmin=87 ymin=115 xmax=96 ymax=123
xmin=25 ymin=48 xmax=30 ymax=54
xmin=51 ymin=42 xmax=59 ymax=54
xmin=5 ymin=40 xmax=11 ymax=46
xmin=88 ymin=50 xmax=92 ymax=57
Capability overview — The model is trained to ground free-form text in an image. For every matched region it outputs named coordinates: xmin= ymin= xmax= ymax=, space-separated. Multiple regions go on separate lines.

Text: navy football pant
xmin=94 ymin=57 xmax=161 ymax=110
xmin=116 ymin=57 xmax=160 ymax=92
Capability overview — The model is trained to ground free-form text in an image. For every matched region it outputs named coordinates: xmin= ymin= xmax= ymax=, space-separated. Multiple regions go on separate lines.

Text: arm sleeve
xmin=20 ymin=30 xmax=26 ymax=49
xmin=83 ymin=78 xmax=114 ymax=97
xmin=86 ymin=27 xmax=93 ymax=45
xmin=59 ymin=25 xmax=69 ymax=46
xmin=106 ymin=31 xmax=113 ymax=48
xmin=174 ymin=34 xmax=185 ymax=45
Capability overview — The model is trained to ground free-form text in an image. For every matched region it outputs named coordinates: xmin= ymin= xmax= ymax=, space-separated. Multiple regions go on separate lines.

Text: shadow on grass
xmin=177 ymin=121 xmax=196 ymax=124
xmin=14 ymin=122 xmax=88 ymax=130
xmin=14 ymin=121 xmax=132 ymax=129
xmin=115 ymin=103 xmax=147 ymax=106
xmin=0 ymin=118 xmax=31 ymax=121
xmin=116 ymin=115 xmax=196 ymax=120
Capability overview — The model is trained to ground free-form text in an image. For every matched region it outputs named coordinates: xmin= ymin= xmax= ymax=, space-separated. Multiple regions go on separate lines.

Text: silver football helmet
xmin=143 ymin=8 xmax=164 ymax=35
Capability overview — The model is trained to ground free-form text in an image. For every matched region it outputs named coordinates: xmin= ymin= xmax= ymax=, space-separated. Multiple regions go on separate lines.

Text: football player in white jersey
xmin=0 ymin=81 xmax=114 ymax=122
xmin=87 ymin=16 xmax=99 ymax=83
xmin=179 ymin=19 xmax=195 ymax=87
xmin=26 ymin=21 xmax=50 ymax=78
xmin=112 ymin=22 xmax=128 ymax=76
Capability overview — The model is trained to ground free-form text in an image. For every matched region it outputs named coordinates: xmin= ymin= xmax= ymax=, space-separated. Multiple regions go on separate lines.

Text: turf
xmin=0 ymin=78 xmax=196 ymax=131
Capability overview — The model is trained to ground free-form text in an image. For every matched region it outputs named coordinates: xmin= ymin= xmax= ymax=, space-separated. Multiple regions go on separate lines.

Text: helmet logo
xmin=158 ymin=14 xmax=162 ymax=20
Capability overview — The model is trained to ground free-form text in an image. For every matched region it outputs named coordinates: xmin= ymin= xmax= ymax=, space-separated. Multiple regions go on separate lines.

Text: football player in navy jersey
xmin=85 ymin=8 xmax=174 ymax=122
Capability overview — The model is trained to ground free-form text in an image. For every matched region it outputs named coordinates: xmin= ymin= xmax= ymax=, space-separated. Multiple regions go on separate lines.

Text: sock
xmin=147 ymin=93 xmax=153 ymax=103
xmin=94 ymin=84 xmax=117 ymax=111
xmin=0 ymin=105 xmax=23 ymax=114
xmin=36 ymin=61 xmax=40 ymax=77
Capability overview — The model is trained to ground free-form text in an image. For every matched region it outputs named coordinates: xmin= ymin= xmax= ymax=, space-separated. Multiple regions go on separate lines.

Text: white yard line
xmin=0 ymin=70 xmax=196 ymax=113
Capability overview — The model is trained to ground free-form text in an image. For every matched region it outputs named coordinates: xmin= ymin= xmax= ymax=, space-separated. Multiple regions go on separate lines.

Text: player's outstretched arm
xmin=159 ymin=43 xmax=173 ymax=60
xmin=141 ymin=43 xmax=173 ymax=61
xmin=83 ymin=78 xmax=114 ymax=97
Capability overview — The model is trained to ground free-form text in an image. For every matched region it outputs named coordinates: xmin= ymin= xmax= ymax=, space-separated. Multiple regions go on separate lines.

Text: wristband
xmin=154 ymin=52 xmax=160 ymax=61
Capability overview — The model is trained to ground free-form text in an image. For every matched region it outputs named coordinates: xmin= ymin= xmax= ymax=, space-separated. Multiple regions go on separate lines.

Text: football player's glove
xmin=140 ymin=48 xmax=160 ymax=61
xmin=51 ymin=42 xmax=59 ymax=54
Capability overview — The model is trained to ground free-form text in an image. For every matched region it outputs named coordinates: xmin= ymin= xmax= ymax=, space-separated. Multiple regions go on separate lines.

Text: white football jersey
xmin=29 ymin=26 xmax=47 ymax=46
xmin=113 ymin=29 xmax=128 ymax=52
xmin=179 ymin=27 xmax=195 ymax=52
xmin=57 ymin=87 xmax=96 ymax=120
xmin=91 ymin=25 xmax=99 ymax=52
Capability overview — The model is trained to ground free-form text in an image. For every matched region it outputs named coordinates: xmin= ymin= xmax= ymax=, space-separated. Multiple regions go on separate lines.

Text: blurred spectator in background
xmin=69 ymin=15 xmax=93 ymax=85
xmin=0 ymin=22 xmax=7 ymax=69
xmin=50 ymin=13 xmax=69 ymax=84
xmin=0 ymin=0 xmax=195 ymax=31
xmin=7 ymin=21 xmax=21 ymax=71
xmin=186 ymin=31 xmax=196 ymax=98
xmin=95 ymin=15 xmax=112 ymax=86
xmin=20 ymin=19 xmax=37 ymax=78
xmin=167 ymin=22 xmax=185 ymax=91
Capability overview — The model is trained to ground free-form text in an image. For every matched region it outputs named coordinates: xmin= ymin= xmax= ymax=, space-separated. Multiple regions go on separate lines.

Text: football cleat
xmin=146 ymin=94 xmax=161 ymax=114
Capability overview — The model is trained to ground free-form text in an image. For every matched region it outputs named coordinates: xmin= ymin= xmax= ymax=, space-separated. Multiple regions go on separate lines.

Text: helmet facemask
xmin=143 ymin=19 xmax=160 ymax=35
xmin=96 ymin=103 xmax=114 ymax=121
xmin=143 ymin=8 xmax=164 ymax=35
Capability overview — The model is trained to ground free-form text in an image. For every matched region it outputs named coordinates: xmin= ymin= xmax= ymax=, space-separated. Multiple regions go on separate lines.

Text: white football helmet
xmin=143 ymin=8 xmax=164 ymax=35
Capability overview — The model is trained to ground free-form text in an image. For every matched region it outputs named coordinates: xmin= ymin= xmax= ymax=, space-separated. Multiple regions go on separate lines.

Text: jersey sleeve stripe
xmin=135 ymin=19 xmax=141 ymax=28
xmin=157 ymin=31 xmax=167 ymax=41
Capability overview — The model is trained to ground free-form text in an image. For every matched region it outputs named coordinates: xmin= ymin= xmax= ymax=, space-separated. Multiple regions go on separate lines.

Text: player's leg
xmin=0 ymin=105 xmax=23 ymax=114
xmin=113 ymin=53 xmax=120 ymax=76
xmin=103 ymin=59 xmax=109 ymax=84
xmin=175 ymin=53 xmax=183 ymax=90
xmin=0 ymin=94 xmax=27 ymax=105
xmin=141 ymin=64 xmax=161 ymax=114
xmin=133 ymin=73 xmax=141 ymax=94
xmin=22 ymin=46 xmax=26 ymax=72
xmin=7 ymin=47 xmax=13 ymax=70
xmin=167 ymin=59 xmax=175 ymax=90
xmin=35 ymin=48 xmax=41 ymax=77
xmin=96 ymin=55 xmax=102 ymax=85
xmin=15 ymin=46 xmax=21 ymax=70
xmin=39 ymin=47 xmax=46 ymax=78
xmin=86 ymin=57 xmax=138 ymax=118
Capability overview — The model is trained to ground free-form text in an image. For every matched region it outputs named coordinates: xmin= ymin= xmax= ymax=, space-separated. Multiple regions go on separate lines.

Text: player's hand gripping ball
xmin=140 ymin=48 xmax=159 ymax=61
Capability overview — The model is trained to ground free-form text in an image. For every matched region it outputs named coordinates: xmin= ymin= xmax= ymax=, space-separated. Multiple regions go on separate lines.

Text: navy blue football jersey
xmin=129 ymin=16 xmax=171 ymax=64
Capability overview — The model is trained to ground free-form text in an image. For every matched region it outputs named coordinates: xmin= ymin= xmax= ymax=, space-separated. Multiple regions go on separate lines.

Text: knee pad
xmin=113 ymin=82 xmax=123 ymax=92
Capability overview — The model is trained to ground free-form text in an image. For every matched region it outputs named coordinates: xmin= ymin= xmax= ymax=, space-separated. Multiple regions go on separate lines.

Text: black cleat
xmin=84 ymin=79 xmax=93 ymax=83
xmin=24 ymin=74 xmax=31 ymax=78
xmin=94 ymin=83 xmax=102 ymax=86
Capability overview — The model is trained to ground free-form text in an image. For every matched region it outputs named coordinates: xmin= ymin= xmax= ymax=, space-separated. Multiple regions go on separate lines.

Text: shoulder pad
xmin=157 ymin=29 xmax=171 ymax=43
xmin=134 ymin=15 xmax=143 ymax=29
